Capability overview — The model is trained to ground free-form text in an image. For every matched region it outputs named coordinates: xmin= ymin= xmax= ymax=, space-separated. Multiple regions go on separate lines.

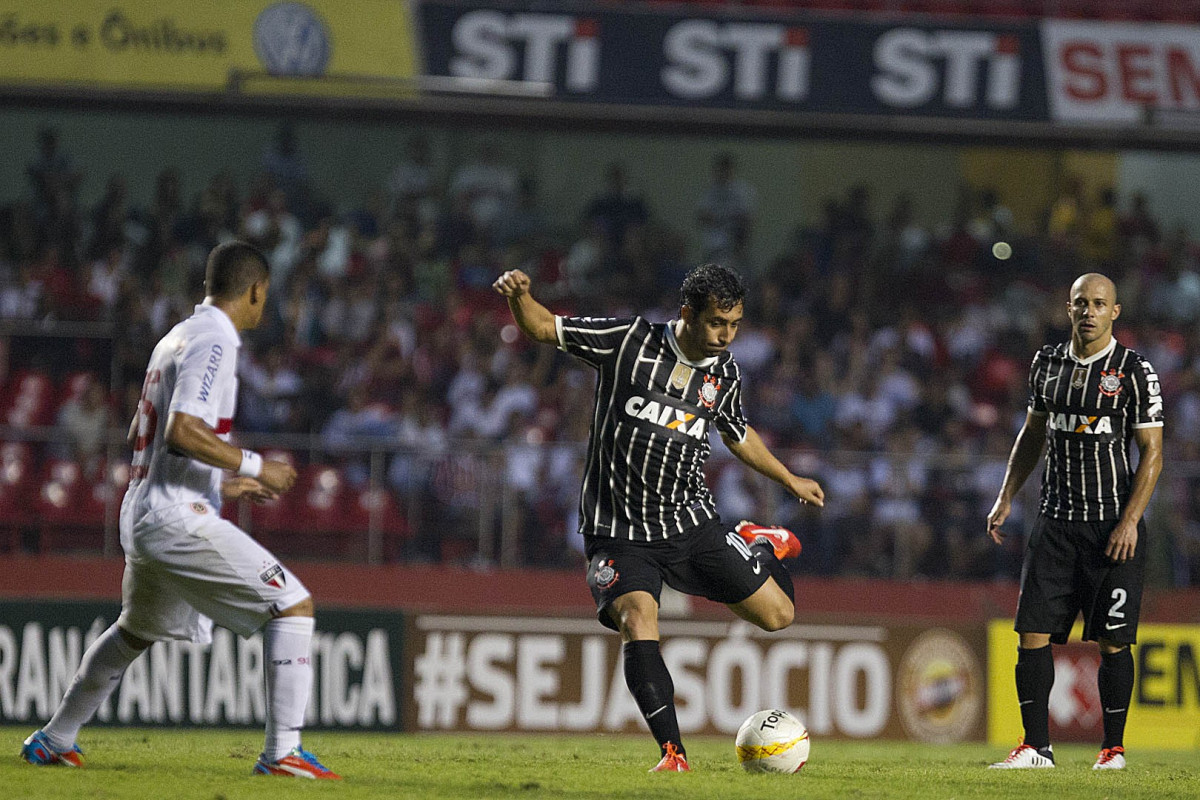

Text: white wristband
xmin=237 ymin=449 xmax=263 ymax=478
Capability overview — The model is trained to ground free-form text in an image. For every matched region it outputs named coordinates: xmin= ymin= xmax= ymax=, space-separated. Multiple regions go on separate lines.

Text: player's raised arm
xmin=986 ymin=410 xmax=1048 ymax=544
xmin=493 ymin=269 xmax=558 ymax=345
xmin=722 ymin=424 xmax=825 ymax=507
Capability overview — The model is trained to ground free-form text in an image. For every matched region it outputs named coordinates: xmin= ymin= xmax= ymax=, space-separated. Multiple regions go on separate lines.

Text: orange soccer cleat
xmin=1093 ymin=746 xmax=1126 ymax=770
xmin=649 ymin=742 xmax=690 ymax=772
xmin=736 ymin=520 xmax=802 ymax=560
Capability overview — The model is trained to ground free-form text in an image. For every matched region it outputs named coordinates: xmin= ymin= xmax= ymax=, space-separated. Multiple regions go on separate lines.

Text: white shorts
xmin=117 ymin=504 xmax=310 ymax=643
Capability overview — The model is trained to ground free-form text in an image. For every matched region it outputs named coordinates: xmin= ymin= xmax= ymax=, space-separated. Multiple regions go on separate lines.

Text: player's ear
xmin=1112 ymin=302 xmax=1121 ymax=321
xmin=249 ymin=279 xmax=268 ymax=306
xmin=680 ymin=304 xmax=693 ymax=324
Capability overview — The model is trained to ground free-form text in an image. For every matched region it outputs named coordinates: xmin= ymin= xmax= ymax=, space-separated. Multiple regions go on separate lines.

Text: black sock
xmin=1098 ymin=647 xmax=1134 ymax=749
xmin=750 ymin=543 xmax=795 ymax=605
xmin=623 ymin=640 xmax=683 ymax=757
xmin=1015 ymin=645 xmax=1054 ymax=749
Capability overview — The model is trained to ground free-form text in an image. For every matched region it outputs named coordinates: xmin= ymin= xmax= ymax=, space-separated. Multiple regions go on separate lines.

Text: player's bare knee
xmin=760 ymin=601 xmax=794 ymax=632
xmin=277 ymin=595 xmax=314 ymax=618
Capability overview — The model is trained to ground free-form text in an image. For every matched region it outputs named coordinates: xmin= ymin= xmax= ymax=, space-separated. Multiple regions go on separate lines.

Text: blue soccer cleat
xmin=21 ymin=730 xmax=84 ymax=767
xmin=253 ymin=746 xmax=341 ymax=779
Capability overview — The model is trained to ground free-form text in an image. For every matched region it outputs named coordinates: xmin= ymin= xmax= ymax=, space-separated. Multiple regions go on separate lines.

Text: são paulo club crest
xmin=259 ymin=563 xmax=286 ymax=590
xmin=1099 ymin=369 xmax=1124 ymax=397
xmin=698 ymin=374 xmax=721 ymax=409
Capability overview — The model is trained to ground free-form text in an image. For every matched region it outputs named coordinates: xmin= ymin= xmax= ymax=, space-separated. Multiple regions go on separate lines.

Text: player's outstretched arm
xmin=493 ymin=269 xmax=557 ymax=345
xmin=165 ymin=411 xmax=296 ymax=494
xmin=986 ymin=411 xmax=1047 ymax=544
xmin=723 ymin=424 xmax=825 ymax=507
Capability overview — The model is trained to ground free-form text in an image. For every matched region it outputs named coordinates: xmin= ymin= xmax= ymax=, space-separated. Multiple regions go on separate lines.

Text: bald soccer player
xmin=986 ymin=273 xmax=1163 ymax=771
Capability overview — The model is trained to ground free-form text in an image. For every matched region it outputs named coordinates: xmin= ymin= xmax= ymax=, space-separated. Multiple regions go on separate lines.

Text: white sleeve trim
xmin=1132 ymin=421 xmax=1164 ymax=429
xmin=555 ymin=315 xmax=566 ymax=352
xmin=1028 ymin=408 xmax=1047 ymax=417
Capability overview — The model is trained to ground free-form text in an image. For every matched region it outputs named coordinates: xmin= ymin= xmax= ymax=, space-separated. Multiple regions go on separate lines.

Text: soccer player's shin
xmin=623 ymin=640 xmax=683 ymax=757
xmin=263 ymin=616 xmax=315 ymax=761
xmin=1015 ymin=645 xmax=1054 ymax=748
xmin=1098 ymin=647 xmax=1134 ymax=749
xmin=42 ymin=623 xmax=141 ymax=751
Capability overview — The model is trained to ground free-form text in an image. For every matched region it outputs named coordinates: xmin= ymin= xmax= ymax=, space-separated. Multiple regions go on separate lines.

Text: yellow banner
xmin=988 ymin=621 xmax=1200 ymax=750
xmin=0 ymin=1 xmax=417 ymax=96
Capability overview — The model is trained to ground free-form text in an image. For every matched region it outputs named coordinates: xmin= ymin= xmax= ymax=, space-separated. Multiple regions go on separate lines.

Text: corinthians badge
xmin=1099 ymin=368 xmax=1124 ymax=397
xmin=698 ymin=374 xmax=721 ymax=408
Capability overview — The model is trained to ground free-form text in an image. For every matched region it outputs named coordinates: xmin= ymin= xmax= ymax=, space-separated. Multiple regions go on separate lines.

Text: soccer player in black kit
xmin=494 ymin=263 xmax=824 ymax=772
xmin=986 ymin=273 xmax=1163 ymax=771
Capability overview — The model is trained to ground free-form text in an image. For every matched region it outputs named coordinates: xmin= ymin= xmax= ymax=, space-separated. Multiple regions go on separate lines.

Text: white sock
xmin=42 ymin=624 xmax=142 ymax=750
xmin=263 ymin=616 xmax=315 ymax=761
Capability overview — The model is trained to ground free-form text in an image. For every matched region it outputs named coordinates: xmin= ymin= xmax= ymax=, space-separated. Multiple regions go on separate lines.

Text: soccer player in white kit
xmin=21 ymin=241 xmax=339 ymax=779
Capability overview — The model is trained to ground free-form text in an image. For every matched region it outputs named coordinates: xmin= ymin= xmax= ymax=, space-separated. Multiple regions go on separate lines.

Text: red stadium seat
xmin=0 ymin=445 xmax=37 ymax=551
xmin=2 ymin=370 xmax=56 ymax=428
xmin=31 ymin=460 xmax=108 ymax=553
xmin=351 ymin=487 xmax=411 ymax=561
xmin=252 ymin=464 xmax=362 ymax=558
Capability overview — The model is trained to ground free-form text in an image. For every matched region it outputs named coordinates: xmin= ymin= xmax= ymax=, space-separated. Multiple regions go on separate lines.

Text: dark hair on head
xmin=205 ymin=240 xmax=268 ymax=299
xmin=680 ymin=263 xmax=745 ymax=314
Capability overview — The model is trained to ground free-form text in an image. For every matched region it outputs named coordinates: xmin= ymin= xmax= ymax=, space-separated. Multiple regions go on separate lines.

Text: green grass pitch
xmin=3 ymin=726 xmax=1198 ymax=800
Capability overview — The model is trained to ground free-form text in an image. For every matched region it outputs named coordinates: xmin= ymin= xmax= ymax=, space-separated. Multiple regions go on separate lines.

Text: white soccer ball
xmin=735 ymin=709 xmax=810 ymax=773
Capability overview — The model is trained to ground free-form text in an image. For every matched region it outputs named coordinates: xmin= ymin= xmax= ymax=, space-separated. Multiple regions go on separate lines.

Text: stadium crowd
xmin=2 ymin=124 xmax=1199 ymax=587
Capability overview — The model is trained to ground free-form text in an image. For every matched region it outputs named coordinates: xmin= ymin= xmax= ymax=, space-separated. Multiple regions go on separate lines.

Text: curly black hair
xmin=680 ymin=263 xmax=746 ymax=314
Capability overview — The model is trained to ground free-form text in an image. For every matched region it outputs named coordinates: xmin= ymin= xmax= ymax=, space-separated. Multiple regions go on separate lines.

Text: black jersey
xmin=1028 ymin=338 xmax=1163 ymax=521
xmin=557 ymin=315 xmax=748 ymax=541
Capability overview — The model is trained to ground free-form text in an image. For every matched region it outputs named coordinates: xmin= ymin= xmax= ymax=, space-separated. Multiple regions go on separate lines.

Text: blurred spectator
xmin=696 ymin=151 xmax=756 ymax=263
xmin=55 ymin=381 xmax=110 ymax=476
xmin=584 ymin=162 xmax=648 ymax=249
xmin=26 ymin=126 xmax=82 ymax=228
xmin=495 ymin=176 xmax=550 ymax=251
xmin=387 ymin=134 xmax=437 ymax=227
xmin=450 ymin=141 xmax=518 ymax=234
xmin=262 ymin=122 xmax=310 ymax=213
xmin=243 ymin=189 xmax=303 ymax=285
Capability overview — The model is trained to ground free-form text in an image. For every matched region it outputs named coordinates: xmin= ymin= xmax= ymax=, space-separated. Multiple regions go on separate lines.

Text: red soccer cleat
xmin=736 ymin=520 xmax=802 ymax=560
xmin=649 ymin=742 xmax=690 ymax=772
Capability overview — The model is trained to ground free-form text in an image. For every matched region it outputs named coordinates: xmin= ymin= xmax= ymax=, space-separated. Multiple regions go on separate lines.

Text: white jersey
xmin=121 ymin=303 xmax=241 ymax=529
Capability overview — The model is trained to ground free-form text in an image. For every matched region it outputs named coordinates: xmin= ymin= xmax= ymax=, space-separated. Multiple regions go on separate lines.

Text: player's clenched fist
xmin=493 ymin=269 xmax=531 ymax=297
xmin=259 ymin=460 xmax=297 ymax=494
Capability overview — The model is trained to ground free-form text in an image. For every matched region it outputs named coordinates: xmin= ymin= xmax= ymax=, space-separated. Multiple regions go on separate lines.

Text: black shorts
xmin=1015 ymin=514 xmax=1146 ymax=645
xmin=584 ymin=518 xmax=772 ymax=632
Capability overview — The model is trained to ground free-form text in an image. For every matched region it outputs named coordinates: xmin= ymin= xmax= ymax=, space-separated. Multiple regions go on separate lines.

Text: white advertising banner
xmin=1042 ymin=20 xmax=1200 ymax=125
xmin=404 ymin=614 xmax=987 ymax=742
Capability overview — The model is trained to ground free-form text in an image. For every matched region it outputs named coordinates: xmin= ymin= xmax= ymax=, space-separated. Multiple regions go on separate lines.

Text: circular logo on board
xmin=253 ymin=3 xmax=331 ymax=77
xmin=896 ymin=629 xmax=983 ymax=743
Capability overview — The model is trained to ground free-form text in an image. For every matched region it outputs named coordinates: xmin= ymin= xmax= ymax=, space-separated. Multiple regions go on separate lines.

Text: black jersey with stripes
xmin=556 ymin=314 xmax=748 ymax=541
xmin=1027 ymin=338 xmax=1164 ymax=521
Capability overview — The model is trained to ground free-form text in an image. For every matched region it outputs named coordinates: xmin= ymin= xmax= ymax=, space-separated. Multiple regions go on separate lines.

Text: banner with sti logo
xmin=417 ymin=0 xmax=1048 ymax=120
